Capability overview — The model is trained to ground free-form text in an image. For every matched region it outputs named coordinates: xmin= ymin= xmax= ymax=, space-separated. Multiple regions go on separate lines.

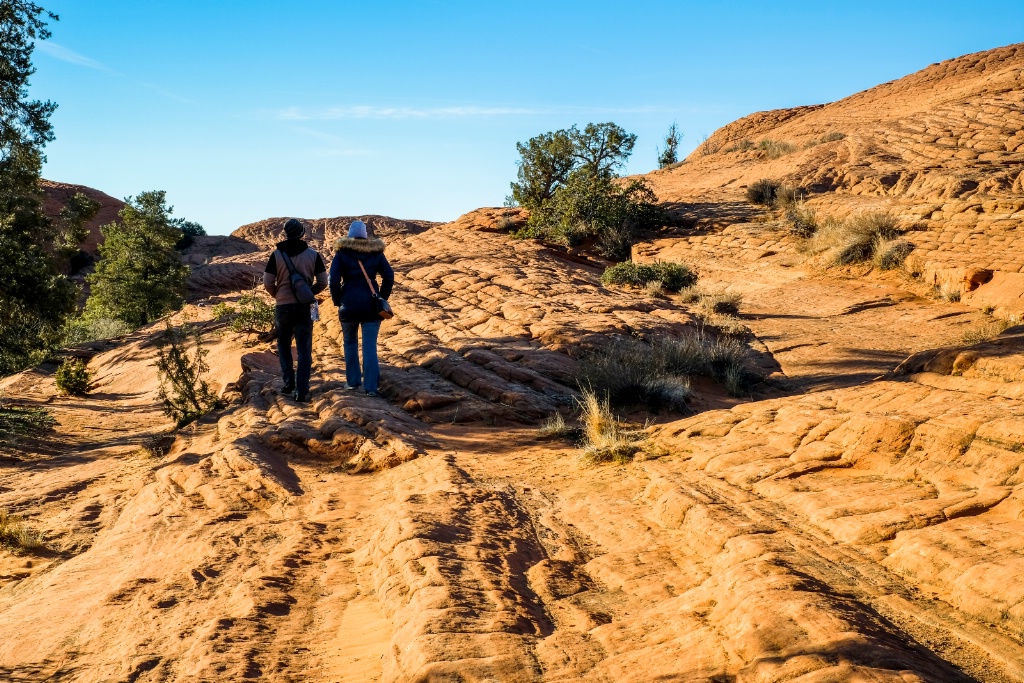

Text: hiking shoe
xmin=345 ymin=383 xmax=361 ymax=391
xmin=282 ymin=381 xmax=295 ymax=393
xmin=293 ymin=391 xmax=309 ymax=403
xmin=365 ymin=391 xmax=377 ymax=397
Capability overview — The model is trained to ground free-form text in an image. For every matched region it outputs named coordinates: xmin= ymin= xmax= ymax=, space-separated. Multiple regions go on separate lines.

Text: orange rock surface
xmin=2 ymin=43 xmax=1024 ymax=683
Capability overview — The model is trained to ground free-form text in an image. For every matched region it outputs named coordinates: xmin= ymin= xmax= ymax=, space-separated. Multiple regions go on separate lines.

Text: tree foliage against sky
xmin=0 ymin=2 xmax=81 ymax=375
xmin=657 ymin=122 xmax=681 ymax=169
xmin=85 ymin=191 xmax=190 ymax=327
xmin=509 ymin=122 xmax=659 ymax=260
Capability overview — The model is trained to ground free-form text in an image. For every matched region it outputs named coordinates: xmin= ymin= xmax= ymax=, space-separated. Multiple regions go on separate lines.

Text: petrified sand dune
xmin=39 ymin=179 xmax=125 ymax=257
xmin=643 ymin=43 xmax=1024 ymax=314
xmin=3 ymin=43 xmax=1024 ymax=682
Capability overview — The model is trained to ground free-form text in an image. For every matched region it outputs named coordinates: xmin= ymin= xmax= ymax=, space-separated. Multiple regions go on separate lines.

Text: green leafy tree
xmin=85 ymin=191 xmax=190 ymax=326
xmin=509 ymin=121 xmax=660 ymax=259
xmin=0 ymin=3 xmax=83 ymax=374
xmin=657 ymin=122 xmax=681 ymax=168
xmin=509 ymin=129 xmax=575 ymax=207
xmin=172 ymin=218 xmax=205 ymax=249
xmin=570 ymin=122 xmax=636 ymax=178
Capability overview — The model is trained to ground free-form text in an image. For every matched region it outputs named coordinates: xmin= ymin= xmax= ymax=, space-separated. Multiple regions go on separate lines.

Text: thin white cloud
xmin=35 ymin=41 xmax=110 ymax=71
xmin=275 ymin=103 xmax=723 ymax=121
xmin=277 ymin=105 xmax=549 ymax=121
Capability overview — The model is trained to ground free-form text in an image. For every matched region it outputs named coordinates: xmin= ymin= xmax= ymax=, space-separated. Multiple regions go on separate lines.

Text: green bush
xmin=154 ymin=324 xmax=220 ymax=428
xmin=55 ymin=358 xmax=91 ymax=395
xmin=746 ymin=178 xmax=780 ymax=206
xmin=229 ymin=293 xmax=275 ymax=336
xmin=211 ymin=302 xmax=236 ymax=320
xmin=601 ymin=261 xmax=697 ymax=292
xmin=60 ymin=315 xmax=134 ymax=347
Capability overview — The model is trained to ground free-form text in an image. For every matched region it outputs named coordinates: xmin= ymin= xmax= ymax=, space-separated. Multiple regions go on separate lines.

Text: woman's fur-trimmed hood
xmin=334 ymin=236 xmax=385 ymax=253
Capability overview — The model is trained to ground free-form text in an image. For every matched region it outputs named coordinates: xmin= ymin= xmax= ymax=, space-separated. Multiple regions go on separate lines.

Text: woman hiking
xmin=329 ymin=220 xmax=394 ymax=396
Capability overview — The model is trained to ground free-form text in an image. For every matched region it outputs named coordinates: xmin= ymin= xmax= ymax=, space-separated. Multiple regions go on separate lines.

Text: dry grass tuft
xmin=960 ymin=315 xmax=1021 ymax=345
xmin=537 ymin=412 xmax=576 ymax=439
xmin=0 ymin=509 xmax=45 ymax=553
xmin=757 ymin=139 xmax=796 ymax=159
xmin=802 ymin=211 xmax=901 ymax=266
xmin=697 ymin=290 xmax=742 ymax=316
xmin=873 ymin=238 xmax=915 ymax=270
xmin=935 ymin=282 xmax=962 ymax=303
xmin=786 ymin=203 xmax=818 ymax=238
xmin=578 ymin=390 xmax=644 ymax=464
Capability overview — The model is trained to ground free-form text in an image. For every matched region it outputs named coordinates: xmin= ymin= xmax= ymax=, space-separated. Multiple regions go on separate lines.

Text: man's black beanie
xmin=284 ymin=218 xmax=304 ymax=240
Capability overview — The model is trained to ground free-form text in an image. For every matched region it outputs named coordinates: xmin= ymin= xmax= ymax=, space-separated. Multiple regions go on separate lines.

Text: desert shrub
xmin=60 ymin=315 xmax=134 ymax=347
xmin=601 ymin=261 xmax=697 ymax=292
xmin=578 ymin=332 xmax=757 ymax=403
xmin=55 ymin=358 xmax=91 ymax=395
xmin=960 ymin=316 xmax=1020 ymax=345
xmin=577 ymin=337 xmax=693 ymax=411
xmin=803 ymin=211 xmax=901 ymax=266
xmin=154 ymin=324 xmax=220 ymax=428
xmin=698 ymin=290 xmax=742 ymax=316
xmin=786 ymin=204 xmax=818 ymax=238
xmin=757 ymin=139 xmax=795 ymax=159
xmin=578 ymin=390 xmax=643 ymax=464
xmin=230 ymin=292 xmax=275 ymax=336
xmin=0 ymin=509 xmax=44 ymax=552
xmin=873 ymin=239 xmax=915 ymax=270
xmin=804 ymin=131 xmax=847 ymax=148
xmin=211 ymin=302 xmax=235 ymax=320
xmin=774 ymin=185 xmax=800 ymax=209
xmin=725 ymin=139 xmax=755 ymax=153
xmin=676 ymin=285 xmax=701 ymax=303
xmin=746 ymin=178 xmax=781 ymax=206
xmin=0 ymin=404 xmax=54 ymax=441
xmin=139 ymin=433 xmax=177 ymax=458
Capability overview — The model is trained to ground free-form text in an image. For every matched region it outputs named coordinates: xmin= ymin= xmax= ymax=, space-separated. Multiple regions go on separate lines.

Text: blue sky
xmin=32 ymin=1 xmax=1024 ymax=234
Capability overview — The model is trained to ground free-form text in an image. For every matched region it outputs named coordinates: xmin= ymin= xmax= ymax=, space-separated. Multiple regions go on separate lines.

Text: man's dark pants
xmin=275 ymin=303 xmax=313 ymax=396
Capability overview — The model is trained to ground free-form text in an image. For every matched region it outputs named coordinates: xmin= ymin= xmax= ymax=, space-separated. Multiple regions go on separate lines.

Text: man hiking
xmin=263 ymin=218 xmax=328 ymax=402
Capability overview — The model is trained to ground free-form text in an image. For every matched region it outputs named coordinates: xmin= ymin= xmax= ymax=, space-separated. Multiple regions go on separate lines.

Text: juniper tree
xmin=509 ymin=121 xmax=659 ymax=259
xmin=657 ymin=122 xmax=681 ymax=168
xmin=85 ymin=191 xmax=190 ymax=327
xmin=0 ymin=2 xmax=81 ymax=374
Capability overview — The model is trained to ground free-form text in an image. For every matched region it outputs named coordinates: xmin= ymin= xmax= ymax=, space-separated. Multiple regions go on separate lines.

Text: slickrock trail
xmin=2 ymin=43 xmax=1024 ymax=682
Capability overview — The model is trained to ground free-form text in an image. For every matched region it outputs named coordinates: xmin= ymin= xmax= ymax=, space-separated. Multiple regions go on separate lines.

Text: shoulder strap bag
xmin=358 ymin=260 xmax=394 ymax=320
xmin=279 ymin=249 xmax=316 ymax=305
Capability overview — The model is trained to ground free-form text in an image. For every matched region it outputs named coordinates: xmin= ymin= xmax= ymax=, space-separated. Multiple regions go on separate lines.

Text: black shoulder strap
xmin=278 ymin=249 xmax=298 ymax=275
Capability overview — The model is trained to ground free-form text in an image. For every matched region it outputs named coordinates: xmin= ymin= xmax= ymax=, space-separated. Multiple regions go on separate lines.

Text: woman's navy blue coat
xmin=329 ymin=236 xmax=395 ymax=323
